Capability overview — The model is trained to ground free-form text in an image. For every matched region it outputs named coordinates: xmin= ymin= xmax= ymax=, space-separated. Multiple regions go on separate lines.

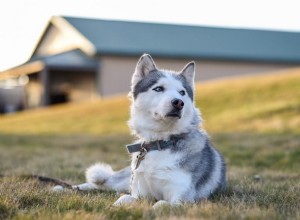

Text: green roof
xmin=35 ymin=50 xmax=98 ymax=69
xmin=63 ymin=16 xmax=300 ymax=63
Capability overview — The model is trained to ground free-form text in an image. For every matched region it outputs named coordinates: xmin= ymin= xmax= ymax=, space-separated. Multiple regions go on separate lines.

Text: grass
xmin=0 ymin=68 xmax=300 ymax=219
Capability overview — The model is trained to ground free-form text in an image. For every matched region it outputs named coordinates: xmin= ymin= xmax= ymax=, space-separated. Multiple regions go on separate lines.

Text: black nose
xmin=171 ymin=98 xmax=184 ymax=110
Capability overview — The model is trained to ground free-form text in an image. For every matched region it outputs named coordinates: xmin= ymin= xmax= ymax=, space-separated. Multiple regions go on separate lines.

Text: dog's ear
xmin=132 ymin=54 xmax=157 ymax=86
xmin=180 ymin=61 xmax=195 ymax=89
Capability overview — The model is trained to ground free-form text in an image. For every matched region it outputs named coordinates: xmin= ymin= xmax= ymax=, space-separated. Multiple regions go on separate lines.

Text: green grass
xmin=0 ymin=68 xmax=300 ymax=219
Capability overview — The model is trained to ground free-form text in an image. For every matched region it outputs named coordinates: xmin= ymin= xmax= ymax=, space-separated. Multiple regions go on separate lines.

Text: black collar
xmin=126 ymin=140 xmax=175 ymax=153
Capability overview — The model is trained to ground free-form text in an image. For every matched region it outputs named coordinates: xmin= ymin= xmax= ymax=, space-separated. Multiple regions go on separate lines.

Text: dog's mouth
xmin=165 ymin=110 xmax=182 ymax=119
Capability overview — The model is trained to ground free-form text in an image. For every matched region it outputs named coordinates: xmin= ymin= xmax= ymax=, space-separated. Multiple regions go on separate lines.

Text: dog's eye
xmin=153 ymin=86 xmax=164 ymax=92
xmin=179 ymin=90 xmax=186 ymax=96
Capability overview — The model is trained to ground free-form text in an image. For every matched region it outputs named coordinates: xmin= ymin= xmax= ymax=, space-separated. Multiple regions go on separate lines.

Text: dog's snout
xmin=171 ymin=98 xmax=184 ymax=110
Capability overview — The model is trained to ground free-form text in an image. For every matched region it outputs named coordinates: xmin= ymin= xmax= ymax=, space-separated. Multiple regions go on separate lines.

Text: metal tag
xmin=134 ymin=147 xmax=147 ymax=169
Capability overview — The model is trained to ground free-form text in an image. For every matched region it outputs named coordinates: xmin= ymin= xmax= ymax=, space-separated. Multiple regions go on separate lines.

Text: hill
xmin=0 ymin=68 xmax=299 ymax=135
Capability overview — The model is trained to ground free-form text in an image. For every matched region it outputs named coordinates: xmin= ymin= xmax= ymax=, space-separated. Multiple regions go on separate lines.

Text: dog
xmin=73 ymin=54 xmax=226 ymax=208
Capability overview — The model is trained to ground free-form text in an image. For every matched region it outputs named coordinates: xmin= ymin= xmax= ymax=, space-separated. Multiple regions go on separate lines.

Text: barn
xmin=1 ymin=16 xmax=300 ymax=112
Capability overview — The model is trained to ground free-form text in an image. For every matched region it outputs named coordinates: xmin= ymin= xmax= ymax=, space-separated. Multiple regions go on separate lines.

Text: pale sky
xmin=0 ymin=0 xmax=299 ymax=71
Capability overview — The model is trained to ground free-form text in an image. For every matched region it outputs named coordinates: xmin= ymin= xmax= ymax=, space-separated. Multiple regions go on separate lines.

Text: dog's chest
xmin=135 ymin=149 xmax=177 ymax=172
xmin=132 ymin=149 xmax=188 ymax=200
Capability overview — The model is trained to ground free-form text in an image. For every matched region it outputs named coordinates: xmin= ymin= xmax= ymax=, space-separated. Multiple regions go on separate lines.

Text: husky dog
xmin=73 ymin=54 xmax=226 ymax=207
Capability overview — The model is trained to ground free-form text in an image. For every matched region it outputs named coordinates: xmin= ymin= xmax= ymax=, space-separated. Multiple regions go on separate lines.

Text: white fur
xmin=73 ymin=182 xmax=98 ymax=191
xmin=152 ymin=200 xmax=175 ymax=209
xmin=73 ymin=163 xmax=130 ymax=192
xmin=113 ymin=194 xmax=137 ymax=206
xmin=129 ymin=150 xmax=191 ymax=204
xmin=52 ymin=185 xmax=64 ymax=192
xmin=128 ymin=75 xmax=196 ymax=142
xmin=86 ymin=163 xmax=114 ymax=184
xmin=73 ymin=163 xmax=116 ymax=191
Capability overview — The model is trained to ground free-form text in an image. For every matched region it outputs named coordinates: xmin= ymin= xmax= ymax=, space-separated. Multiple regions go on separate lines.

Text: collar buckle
xmin=134 ymin=144 xmax=148 ymax=170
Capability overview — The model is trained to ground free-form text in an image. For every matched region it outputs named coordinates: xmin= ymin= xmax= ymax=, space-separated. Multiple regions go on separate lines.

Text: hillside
xmin=0 ymin=68 xmax=299 ymax=135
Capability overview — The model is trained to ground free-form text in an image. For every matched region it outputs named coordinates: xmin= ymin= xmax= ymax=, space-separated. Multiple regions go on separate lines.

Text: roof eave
xmin=0 ymin=61 xmax=45 ymax=80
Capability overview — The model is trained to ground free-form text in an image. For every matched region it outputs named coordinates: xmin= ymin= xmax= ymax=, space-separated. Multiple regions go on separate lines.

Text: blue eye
xmin=179 ymin=90 xmax=185 ymax=96
xmin=153 ymin=86 xmax=164 ymax=92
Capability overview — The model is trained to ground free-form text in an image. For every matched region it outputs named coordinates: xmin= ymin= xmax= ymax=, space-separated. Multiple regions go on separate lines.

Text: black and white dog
xmin=73 ymin=54 xmax=226 ymax=208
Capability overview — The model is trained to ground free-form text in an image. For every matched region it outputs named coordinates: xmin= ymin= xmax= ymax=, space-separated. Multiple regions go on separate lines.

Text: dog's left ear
xmin=180 ymin=61 xmax=195 ymax=89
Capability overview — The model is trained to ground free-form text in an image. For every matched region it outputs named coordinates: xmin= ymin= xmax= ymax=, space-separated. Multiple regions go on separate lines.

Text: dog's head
xmin=128 ymin=54 xmax=201 ymax=141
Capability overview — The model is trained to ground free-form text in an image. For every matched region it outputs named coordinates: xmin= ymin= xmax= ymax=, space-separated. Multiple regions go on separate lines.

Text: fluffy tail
xmin=86 ymin=163 xmax=115 ymax=185
xmin=84 ymin=163 xmax=131 ymax=193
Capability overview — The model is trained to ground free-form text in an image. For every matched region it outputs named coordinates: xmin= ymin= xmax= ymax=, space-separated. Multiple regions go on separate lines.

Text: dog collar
xmin=126 ymin=140 xmax=174 ymax=154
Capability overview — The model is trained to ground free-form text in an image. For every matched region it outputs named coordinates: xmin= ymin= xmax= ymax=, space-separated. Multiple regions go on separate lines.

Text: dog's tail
xmin=82 ymin=163 xmax=131 ymax=192
xmin=86 ymin=163 xmax=115 ymax=185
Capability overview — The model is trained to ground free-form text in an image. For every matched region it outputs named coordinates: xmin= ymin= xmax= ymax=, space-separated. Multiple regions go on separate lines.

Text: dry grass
xmin=1 ymin=68 xmax=300 ymax=219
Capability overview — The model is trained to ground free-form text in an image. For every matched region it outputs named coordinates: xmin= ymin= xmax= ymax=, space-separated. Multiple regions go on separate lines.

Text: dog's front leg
xmin=113 ymin=172 xmax=139 ymax=206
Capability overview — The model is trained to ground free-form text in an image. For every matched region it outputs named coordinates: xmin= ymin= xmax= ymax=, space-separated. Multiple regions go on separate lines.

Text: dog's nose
xmin=171 ymin=98 xmax=184 ymax=110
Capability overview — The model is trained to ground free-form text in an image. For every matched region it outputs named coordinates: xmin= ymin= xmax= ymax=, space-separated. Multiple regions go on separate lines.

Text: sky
xmin=0 ymin=0 xmax=299 ymax=71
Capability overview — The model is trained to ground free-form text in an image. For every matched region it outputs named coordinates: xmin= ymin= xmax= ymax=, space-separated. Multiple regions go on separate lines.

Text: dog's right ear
xmin=131 ymin=54 xmax=157 ymax=86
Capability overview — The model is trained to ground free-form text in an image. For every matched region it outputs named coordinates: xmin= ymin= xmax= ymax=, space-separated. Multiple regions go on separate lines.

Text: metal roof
xmin=62 ymin=16 xmax=300 ymax=63
xmin=41 ymin=49 xmax=98 ymax=68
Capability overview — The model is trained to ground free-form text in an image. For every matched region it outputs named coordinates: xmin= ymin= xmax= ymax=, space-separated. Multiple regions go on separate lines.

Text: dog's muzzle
xmin=166 ymin=98 xmax=184 ymax=118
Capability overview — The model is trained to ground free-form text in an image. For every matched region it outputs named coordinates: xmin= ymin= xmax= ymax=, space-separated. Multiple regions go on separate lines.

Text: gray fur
xmin=183 ymin=141 xmax=216 ymax=189
xmin=219 ymin=153 xmax=227 ymax=190
xmin=169 ymin=130 xmax=226 ymax=198
xmin=132 ymin=70 xmax=165 ymax=99
xmin=132 ymin=70 xmax=194 ymax=101
xmin=172 ymin=74 xmax=194 ymax=101
xmin=106 ymin=166 xmax=131 ymax=192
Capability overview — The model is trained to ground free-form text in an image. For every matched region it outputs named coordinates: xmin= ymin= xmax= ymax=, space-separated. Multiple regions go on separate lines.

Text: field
xmin=0 ymin=68 xmax=300 ymax=219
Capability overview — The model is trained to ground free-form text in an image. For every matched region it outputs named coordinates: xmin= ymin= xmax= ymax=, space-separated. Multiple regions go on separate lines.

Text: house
xmin=1 ymin=16 xmax=300 ymax=112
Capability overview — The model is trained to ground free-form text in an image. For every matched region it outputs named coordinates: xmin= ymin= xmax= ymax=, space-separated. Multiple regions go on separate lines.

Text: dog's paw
xmin=52 ymin=185 xmax=64 ymax=192
xmin=152 ymin=200 xmax=169 ymax=209
xmin=113 ymin=194 xmax=137 ymax=206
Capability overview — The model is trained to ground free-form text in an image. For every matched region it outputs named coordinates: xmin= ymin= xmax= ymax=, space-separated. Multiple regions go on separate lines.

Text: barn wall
xmin=99 ymin=55 xmax=298 ymax=96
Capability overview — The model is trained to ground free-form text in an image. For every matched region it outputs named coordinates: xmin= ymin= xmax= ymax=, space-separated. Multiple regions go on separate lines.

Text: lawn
xmin=0 ymin=68 xmax=300 ymax=219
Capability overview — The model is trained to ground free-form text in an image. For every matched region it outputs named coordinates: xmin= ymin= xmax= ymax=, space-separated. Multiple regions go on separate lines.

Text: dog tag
xmin=135 ymin=147 xmax=147 ymax=169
